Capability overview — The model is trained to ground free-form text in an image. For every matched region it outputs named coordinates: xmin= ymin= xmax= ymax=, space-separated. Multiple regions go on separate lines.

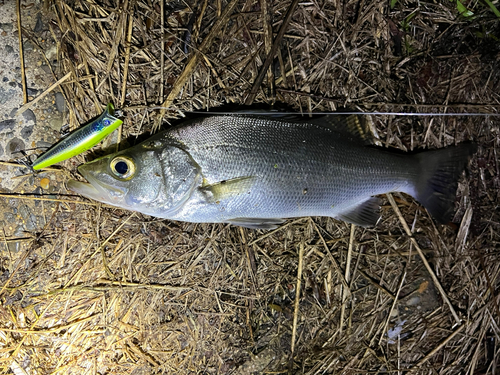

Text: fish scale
xmin=68 ymin=114 xmax=476 ymax=229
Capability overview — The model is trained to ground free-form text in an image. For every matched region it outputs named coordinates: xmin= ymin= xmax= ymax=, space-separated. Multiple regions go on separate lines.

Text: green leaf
xmin=482 ymin=0 xmax=500 ymax=18
xmin=456 ymin=0 xmax=474 ymax=17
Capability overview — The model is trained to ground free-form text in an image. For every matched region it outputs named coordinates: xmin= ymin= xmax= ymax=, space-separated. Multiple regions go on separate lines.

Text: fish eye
xmin=110 ymin=156 xmax=136 ymax=180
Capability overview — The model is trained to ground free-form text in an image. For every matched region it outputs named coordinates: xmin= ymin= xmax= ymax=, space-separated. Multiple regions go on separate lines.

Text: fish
xmin=31 ymin=103 xmax=123 ymax=170
xmin=67 ymin=113 xmax=476 ymax=229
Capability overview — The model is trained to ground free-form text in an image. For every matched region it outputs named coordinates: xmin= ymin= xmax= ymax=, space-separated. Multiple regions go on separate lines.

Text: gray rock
xmin=5 ymin=45 xmax=14 ymax=54
xmin=22 ymin=109 xmax=36 ymax=124
xmin=23 ymin=41 xmax=34 ymax=52
xmin=7 ymin=241 xmax=20 ymax=254
xmin=36 ymin=140 xmax=53 ymax=150
xmin=8 ymin=226 xmax=25 ymax=253
xmin=0 ymin=88 xmax=17 ymax=105
xmin=0 ymin=144 xmax=3 ymax=157
xmin=2 ymin=77 xmax=8 ymax=82
xmin=19 ymin=205 xmax=38 ymax=231
xmin=41 ymin=64 xmax=51 ymax=74
xmin=21 ymin=125 xmax=34 ymax=139
xmin=0 ymin=119 xmax=15 ymax=131
xmin=4 ymin=212 xmax=16 ymax=222
xmin=49 ymin=116 xmax=64 ymax=131
xmin=6 ymin=137 xmax=25 ymax=158
xmin=8 ymin=81 xmax=16 ymax=87
xmin=54 ymin=92 xmax=66 ymax=113
xmin=0 ymin=23 xmax=13 ymax=32
xmin=27 ymin=87 xmax=39 ymax=96
xmin=18 ymin=205 xmax=30 ymax=220
xmin=34 ymin=14 xmax=43 ymax=33
xmin=9 ymin=108 xmax=18 ymax=117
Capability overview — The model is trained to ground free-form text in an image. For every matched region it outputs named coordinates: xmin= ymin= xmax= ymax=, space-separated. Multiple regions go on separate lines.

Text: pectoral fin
xmin=226 ymin=217 xmax=285 ymax=230
xmin=337 ymin=197 xmax=382 ymax=227
xmin=200 ymin=176 xmax=257 ymax=203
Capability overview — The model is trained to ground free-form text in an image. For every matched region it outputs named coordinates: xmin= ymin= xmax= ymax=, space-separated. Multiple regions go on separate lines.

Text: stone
xmin=19 ymin=204 xmax=30 ymax=221
xmin=21 ymin=125 xmax=34 ymax=139
xmin=0 ymin=119 xmax=15 ymax=131
xmin=54 ymin=92 xmax=66 ymax=113
xmin=4 ymin=212 xmax=16 ymax=222
xmin=23 ymin=41 xmax=34 ymax=51
xmin=0 ymin=23 xmax=13 ymax=32
xmin=36 ymin=140 xmax=53 ymax=149
xmin=25 ymin=214 xmax=38 ymax=231
xmin=5 ymin=45 xmax=14 ymax=54
xmin=6 ymin=137 xmax=25 ymax=158
xmin=0 ymin=144 xmax=3 ymax=157
xmin=45 ymin=45 xmax=57 ymax=61
xmin=49 ymin=116 xmax=64 ymax=131
xmin=26 ymin=87 xmax=39 ymax=96
xmin=0 ymin=87 xmax=17 ymax=105
xmin=34 ymin=14 xmax=43 ymax=33
xmin=22 ymin=109 xmax=36 ymax=124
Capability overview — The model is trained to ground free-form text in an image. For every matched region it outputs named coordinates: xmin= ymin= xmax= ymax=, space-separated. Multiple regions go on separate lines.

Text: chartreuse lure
xmin=31 ymin=103 xmax=123 ymax=170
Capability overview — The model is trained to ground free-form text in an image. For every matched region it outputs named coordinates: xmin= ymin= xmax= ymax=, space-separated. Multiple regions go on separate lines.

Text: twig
xmin=356 ymin=269 xmax=396 ymax=300
xmin=46 ymin=281 xmax=191 ymax=296
xmin=411 ymin=323 xmax=466 ymax=369
xmin=155 ymin=0 xmax=240 ymax=129
xmin=387 ymin=193 xmax=461 ymax=325
xmin=120 ymin=6 xmax=134 ymax=107
xmin=15 ymin=66 xmax=83 ymax=117
xmin=248 ymin=218 xmax=305 ymax=245
xmin=378 ymin=270 xmax=406 ymax=346
xmin=160 ymin=0 xmax=165 ymax=101
xmin=340 ymin=224 xmax=355 ymax=334
xmin=291 ymin=241 xmax=304 ymax=355
xmin=260 ymin=0 xmax=274 ymax=99
xmin=245 ymin=0 xmax=300 ymax=105
xmin=16 ymin=0 xmax=27 ymax=104
xmin=0 ymin=193 xmax=101 ymax=206
xmin=0 ymin=315 xmax=95 ymax=334
xmin=312 ymin=220 xmax=351 ymax=293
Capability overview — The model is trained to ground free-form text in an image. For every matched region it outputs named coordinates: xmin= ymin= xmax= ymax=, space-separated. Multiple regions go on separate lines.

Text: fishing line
xmin=184 ymin=111 xmax=500 ymax=117
xmin=127 ymin=106 xmax=500 ymax=117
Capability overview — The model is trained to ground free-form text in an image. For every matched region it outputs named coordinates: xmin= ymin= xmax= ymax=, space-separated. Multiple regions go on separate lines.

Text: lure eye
xmin=103 ymin=119 xmax=112 ymax=126
xmin=110 ymin=156 xmax=136 ymax=180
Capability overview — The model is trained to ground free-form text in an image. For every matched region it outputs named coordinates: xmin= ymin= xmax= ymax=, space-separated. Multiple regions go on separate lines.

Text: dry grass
xmin=1 ymin=0 xmax=499 ymax=373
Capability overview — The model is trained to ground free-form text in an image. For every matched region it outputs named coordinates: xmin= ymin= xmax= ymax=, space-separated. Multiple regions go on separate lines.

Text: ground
xmin=0 ymin=0 xmax=499 ymax=374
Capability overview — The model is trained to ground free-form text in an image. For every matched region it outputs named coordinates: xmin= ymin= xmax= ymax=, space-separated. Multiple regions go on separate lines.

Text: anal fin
xmin=226 ymin=218 xmax=285 ymax=230
xmin=337 ymin=197 xmax=382 ymax=227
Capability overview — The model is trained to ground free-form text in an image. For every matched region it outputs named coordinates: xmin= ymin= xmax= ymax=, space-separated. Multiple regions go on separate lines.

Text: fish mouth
xmin=67 ymin=164 xmax=127 ymax=205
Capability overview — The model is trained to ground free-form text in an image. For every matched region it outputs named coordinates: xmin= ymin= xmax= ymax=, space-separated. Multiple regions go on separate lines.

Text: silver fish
xmin=67 ymin=114 xmax=476 ymax=229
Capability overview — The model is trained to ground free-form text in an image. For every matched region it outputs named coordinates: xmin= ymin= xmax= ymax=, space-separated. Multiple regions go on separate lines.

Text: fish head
xmin=67 ymin=149 xmax=164 ymax=211
xmin=67 ymin=144 xmax=202 ymax=216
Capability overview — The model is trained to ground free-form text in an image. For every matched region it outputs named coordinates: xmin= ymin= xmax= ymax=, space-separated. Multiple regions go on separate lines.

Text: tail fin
xmin=415 ymin=142 xmax=476 ymax=223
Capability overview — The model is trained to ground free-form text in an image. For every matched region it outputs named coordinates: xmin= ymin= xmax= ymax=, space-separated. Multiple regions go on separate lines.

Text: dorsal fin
xmin=309 ymin=114 xmax=377 ymax=145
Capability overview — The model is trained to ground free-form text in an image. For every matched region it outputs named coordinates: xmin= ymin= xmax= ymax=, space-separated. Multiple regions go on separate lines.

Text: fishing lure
xmin=31 ymin=103 xmax=123 ymax=170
